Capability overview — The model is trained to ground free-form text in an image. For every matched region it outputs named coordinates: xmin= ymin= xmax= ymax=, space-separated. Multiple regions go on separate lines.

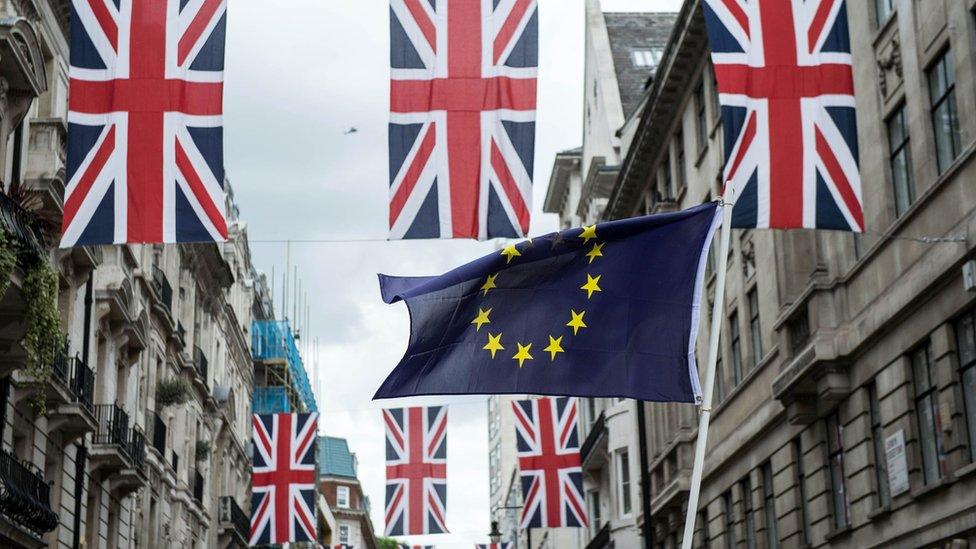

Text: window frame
xmin=695 ymin=82 xmax=708 ymax=152
xmin=742 ymin=475 xmax=758 ymax=549
xmin=338 ymin=524 xmax=350 ymax=543
xmin=927 ymin=49 xmax=962 ymax=173
xmin=794 ymin=439 xmax=812 ymax=546
xmin=676 ymin=129 xmax=687 ymax=193
xmin=616 ymin=448 xmax=632 ymax=517
xmin=912 ymin=344 xmax=947 ymax=483
xmin=748 ymin=289 xmax=762 ymax=366
xmin=875 ymin=0 xmax=894 ymax=27
xmin=868 ymin=383 xmax=892 ymax=507
xmin=825 ymin=411 xmax=851 ymax=529
xmin=730 ymin=311 xmax=743 ymax=384
xmin=723 ymin=489 xmax=736 ymax=549
xmin=336 ymin=485 xmax=350 ymax=508
xmin=762 ymin=462 xmax=778 ymax=548
xmin=886 ymin=103 xmax=915 ymax=217
xmin=953 ymin=309 xmax=976 ymax=461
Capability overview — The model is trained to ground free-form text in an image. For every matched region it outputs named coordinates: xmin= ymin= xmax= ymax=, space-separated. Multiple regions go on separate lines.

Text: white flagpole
xmin=681 ymin=187 xmax=735 ymax=549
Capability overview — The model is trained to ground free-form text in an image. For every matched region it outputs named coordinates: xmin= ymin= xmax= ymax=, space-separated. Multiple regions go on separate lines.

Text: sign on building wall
xmin=885 ymin=430 xmax=910 ymax=496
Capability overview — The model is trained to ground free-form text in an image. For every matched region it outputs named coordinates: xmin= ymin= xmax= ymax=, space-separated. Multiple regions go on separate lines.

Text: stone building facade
xmin=598 ymin=0 xmax=976 ymax=547
xmin=318 ymin=436 xmax=377 ymax=549
xmin=0 ymin=1 xmax=254 ymax=548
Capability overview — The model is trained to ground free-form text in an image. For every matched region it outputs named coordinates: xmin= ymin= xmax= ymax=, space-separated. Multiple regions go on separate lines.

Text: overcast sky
xmin=223 ymin=1 xmax=681 ymax=547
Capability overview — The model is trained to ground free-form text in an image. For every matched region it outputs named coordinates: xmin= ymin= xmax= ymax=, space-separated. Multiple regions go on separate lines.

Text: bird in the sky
xmin=343 ymin=127 xmax=358 ymax=135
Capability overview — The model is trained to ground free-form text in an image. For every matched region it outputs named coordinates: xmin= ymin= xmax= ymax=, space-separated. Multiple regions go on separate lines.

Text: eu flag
xmin=374 ymin=202 xmax=722 ymax=403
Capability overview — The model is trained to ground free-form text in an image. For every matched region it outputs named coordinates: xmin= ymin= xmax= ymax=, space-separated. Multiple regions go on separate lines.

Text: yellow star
xmin=566 ymin=310 xmax=587 ymax=335
xmin=512 ymin=342 xmax=533 ymax=368
xmin=501 ymin=244 xmax=522 ymax=264
xmin=585 ymin=242 xmax=604 ymax=264
xmin=544 ymin=335 xmax=565 ymax=361
xmin=581 ymin=274 xmax=602 ymax=299
xmin=471 ymin=308 xmax=492 ymax=331
xmin=579 ymin=224 xmax=597 ymax=244
xmin=483 ymin=332 xmax=504 ymax=359
xmin=481 ymin=274 xmax=498 ymax=296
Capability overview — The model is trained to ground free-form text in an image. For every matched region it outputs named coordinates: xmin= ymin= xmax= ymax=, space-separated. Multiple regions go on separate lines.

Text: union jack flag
xmin=250 ymin=413 xmax=319 ymax=545
xmin=64 ymin=0 xmax=228 ymax=246
xmin=703 ymin=0 xmax=863 ymax=231
xmin=384 ymin=406 xmax=448 ymax=535
xmin=398 ymin=544 xmax=435 ymax=549
xmin=389 ymin=0 xmax=538 ymax=240
xmin=476 ymin=544 xmax=513 ymax=549
xmin=512 ymin=397 xmax=587 ymax=528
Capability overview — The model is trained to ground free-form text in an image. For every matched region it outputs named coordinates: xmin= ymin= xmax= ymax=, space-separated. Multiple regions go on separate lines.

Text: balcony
xmin=192 ymin=469 xmax=204 ymax=504
xmin=0 ymin=190 xmax=44 ymax=255
xmin=91 ymin=404 xmax=145 ymax=494
xmin=0 ymin=449 xmax=59 ymax=539
xmin=149 ymin=411 xmax=167 ymax=457
xmin=218 ymin=496 xmax=249 ymax=545
xmin=192 ymin=346 xmax=208 ymax=389
xmin=150 ymin=265 xmax=174 ymax=318
xmin=40 ymin=348 xmax=96 ymax=440
xmin=580 ymin=411 xmax=608 ymax=472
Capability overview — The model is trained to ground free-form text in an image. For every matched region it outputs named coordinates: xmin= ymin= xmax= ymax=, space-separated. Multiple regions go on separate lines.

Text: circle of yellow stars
xmin=471 ymin=224 xmax=605 ymax=368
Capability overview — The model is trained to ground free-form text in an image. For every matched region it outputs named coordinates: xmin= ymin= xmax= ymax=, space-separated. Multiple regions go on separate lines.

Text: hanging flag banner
xmin=388 ymin=0 xmax=538 ymax=240
xmin=512 ymin=397 xmax=586 ymax=528
xmin=374 ymin=202 xmax=721 ymax=402
xmin=64 ymin=0 xmax=228 ymax=246
xmin=398 ymin=544 xmax=436 ymax=549
xmin=250 ymin=413 xmax=319 ymax=545
xmin=476 ymin=544 xmax=514 ymax=549
xmin=702 ymin=0 xmax=863 ymax=231
xmin=384 ymin=406 xmax=449 ymax=535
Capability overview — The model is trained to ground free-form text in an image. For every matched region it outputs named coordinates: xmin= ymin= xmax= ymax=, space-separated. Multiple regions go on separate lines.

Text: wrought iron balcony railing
xmin=149 ymin=411 xmax=166 ymax=457
xmin=70 ymin=356 xmax=95 ymax=414
xmin=219 ymin=496 xmax=248 ymax=541
xmin=51 ymin=344 xmax=70 ymax=386
xmin=192 ymin=346 xmax=208 ymax=385
xmin=580 ymin=411 xmax=606 ymax=464
xmin=192 ymin=469 xmax=204 ymax=503
xmin=128 ymin=426 xmax=146 ymax=470
xmin=0 ymin=448 xmax=59 ymax=535
xmin=584 ymin=521 xmax=611 ymax=549
xmin=94 ymin=404 xmax=131 ymax=460
xmin=151 ymin=265 xmax=173 ymax=313
xmin=0 ymin=192 xmax=44 ymax=254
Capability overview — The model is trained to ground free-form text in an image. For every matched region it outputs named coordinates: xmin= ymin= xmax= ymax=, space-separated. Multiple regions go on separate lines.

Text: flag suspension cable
xmin=681 ymin=186 xmax=735 ymax=549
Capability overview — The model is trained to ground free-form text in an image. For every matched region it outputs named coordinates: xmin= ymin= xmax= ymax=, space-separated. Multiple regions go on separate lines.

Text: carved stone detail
xmin=877 ymin=36 xmax=903 ymax=99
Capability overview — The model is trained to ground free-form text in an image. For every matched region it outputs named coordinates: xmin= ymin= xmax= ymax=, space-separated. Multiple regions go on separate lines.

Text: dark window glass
xmin=954 ymin=310 xmax=976 ymax=460
xmin=852 ymin=233 xmax=864 ymax=261
xmin=826 ymin=412 xmax=850 ymax=528
xmin=715 ymin=349 xmax=726 ymax=403
xmin=698 ymin=509 xmax=710 ymax=549
xmin=676 ymin=130 xmax=687 ymax=192
xmin=723 ymin=490 xmax=736 ymax=549
xmin=875 ymin=0 xmax=894 ymax=25
xmin=868 ymin=384 xmax=891 ymax=506
xmin=912 ymin=344 xmax=946 ymax=483
xmin=887 ymin=105 xmax=915 ymax=216
xmin=928 ymin=50 xmax=962 ymax=173
xmin=748 ymin=290 xmax=762 ymax=366
xmin=743 ymin=476 xmax=757 ymax=549
xmin=762 ymin=462 xmax=778 ymax=548
xmin=730 ymin=312 xmax=743 ymax=384
xmin=795 ymin=439 xmax=811 ymax=545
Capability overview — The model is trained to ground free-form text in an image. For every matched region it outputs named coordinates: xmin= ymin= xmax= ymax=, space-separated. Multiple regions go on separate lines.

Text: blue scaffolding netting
xmin=252 ymin=320 xmax=318 ymax=413
xmin=252 ymin=386 xmax=290 ymax=414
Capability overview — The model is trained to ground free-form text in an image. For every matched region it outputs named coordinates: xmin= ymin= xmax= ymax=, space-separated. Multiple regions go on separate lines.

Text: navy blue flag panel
xmin=374 ymin=202 xmax=722 ymax=403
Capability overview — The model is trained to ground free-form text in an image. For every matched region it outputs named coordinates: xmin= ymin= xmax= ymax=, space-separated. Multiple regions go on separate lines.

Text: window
xmin=794 ymin=439 xmax=812 ymax=546
xmin=742 ymin=476 xmax=757 ymax=549
xmin=588 ymin=491 xmax=602 ymax=535
xmin=886 ymin=104 xmax=915 ymax=217
xmin=696 ymin=83 xmax=708 ymax=150
xmin=336 ymin=486 xmax=350 ymax=508
xmin=788 ymin=307 xmax=810 ymax=355
xmin=852 ymin=233 xmax=865 ymax=261
xmin=715 ymin=348 xmax=726 ymax=403
xmin=723 ymin=490 xmax=736 ymax=549
xmin=587 ymin=398 xmax=598 ymax=428
xmin=676 ymin=129 xmax=687 ymax=192
xmin=868 ymin=384 xmax=891 ymax=507
xmin=826 ymin=412 xmax=850 ymax=529
xmin=698 ymin=509 xmax=710 ymax=548
xmin=730 ymin=312 xmax=743 ymax=385
xmin=616 ymin=449 xmax=632 ymax=517
xmin=762 ymin=462 xmax=778 ymax=548
xmin=338 ymin=524 xmax=350 ymax=543
xmin=748 ymin=289 xmax=762 ymax=366
xmin=875 ymin=0 xmax=894 ymax=25
xmin=660 ymin=161 xmax=673 ymax=201
xmin=928 ymin=50 xmax=961 ymax=173
xmin=912 ymin=344 xmax=946 ymax=483
xmin=954 ymin=309 xmax=976 ymax=459
xmin=631 ymin=48 xmax=663 ymax=68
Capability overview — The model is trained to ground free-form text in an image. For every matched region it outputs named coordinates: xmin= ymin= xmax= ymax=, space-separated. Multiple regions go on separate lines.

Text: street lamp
xmin=488 ymin=520 xmax=502 ymax=543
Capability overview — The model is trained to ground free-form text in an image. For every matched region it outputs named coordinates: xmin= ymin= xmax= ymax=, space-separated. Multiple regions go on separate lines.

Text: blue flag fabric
xmin=374 ymin=202 xmax=722 ymax=403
